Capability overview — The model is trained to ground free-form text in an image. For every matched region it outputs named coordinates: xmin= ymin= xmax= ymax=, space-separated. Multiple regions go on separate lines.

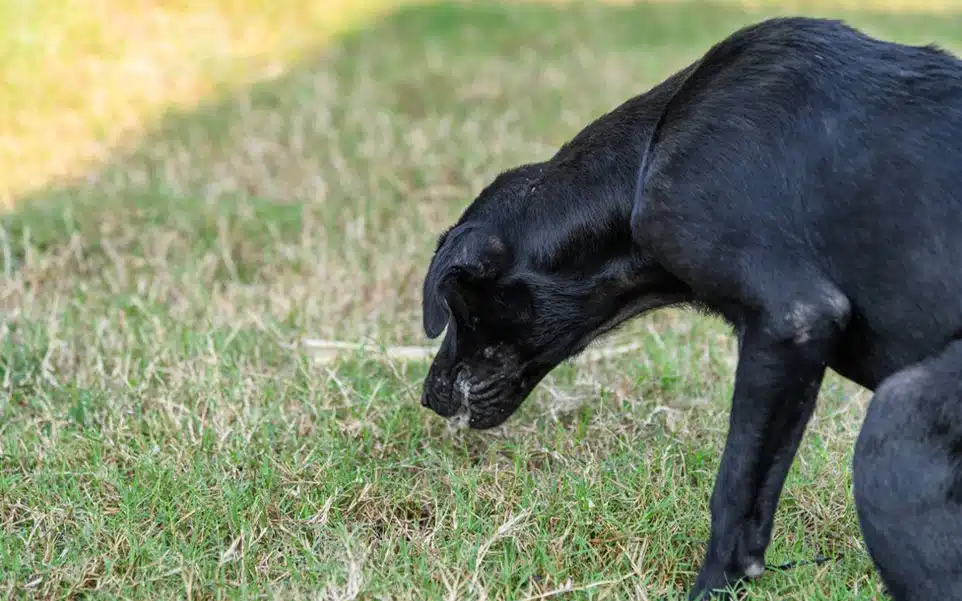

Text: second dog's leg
xmin=853 ymin=340 xmax=962 ymax=601
xmin=689 ymin=284 xmax=850 ymax=600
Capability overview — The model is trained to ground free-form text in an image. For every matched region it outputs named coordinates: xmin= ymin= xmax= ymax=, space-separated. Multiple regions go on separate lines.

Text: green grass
xmin=4 ymin=0 xmax=962 ymax=598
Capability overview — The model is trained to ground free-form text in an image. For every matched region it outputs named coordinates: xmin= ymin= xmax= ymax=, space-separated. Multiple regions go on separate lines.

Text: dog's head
xmin=420 ymin=158 xmax=689 ymax=429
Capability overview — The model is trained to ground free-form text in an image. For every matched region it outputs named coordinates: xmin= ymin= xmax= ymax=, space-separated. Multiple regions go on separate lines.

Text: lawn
xmin=4 ymin=1 xmax=962 ymax=599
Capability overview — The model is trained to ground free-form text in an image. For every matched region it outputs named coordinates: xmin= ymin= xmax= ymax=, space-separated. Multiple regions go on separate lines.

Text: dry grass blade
xmin=516 ymin=572 xmax=635 ymax=601
xmin=302 ymin=339 xmax=648 ymax=364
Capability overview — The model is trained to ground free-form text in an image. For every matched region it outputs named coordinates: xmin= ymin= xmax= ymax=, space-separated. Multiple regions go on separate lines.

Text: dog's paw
xmin=743 ymin=559 xmax=765 ymax=578
xmin=688 ymin=558 xmax=763 ymax=600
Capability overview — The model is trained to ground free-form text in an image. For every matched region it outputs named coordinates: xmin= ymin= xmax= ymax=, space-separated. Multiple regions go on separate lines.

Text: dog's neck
xmin=519 ymin=65 xmax=695 ymax=275
xmin=518 ymin=112 xmax=665 ymax=275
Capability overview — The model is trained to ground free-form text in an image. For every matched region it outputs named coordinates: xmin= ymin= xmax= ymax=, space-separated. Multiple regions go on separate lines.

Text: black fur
xmin=420 ymin=16 xmax=962 ymax=600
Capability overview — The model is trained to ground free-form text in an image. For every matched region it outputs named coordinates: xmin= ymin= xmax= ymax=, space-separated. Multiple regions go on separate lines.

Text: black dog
xmin=419 ymin=16 xmax=962 ymax=600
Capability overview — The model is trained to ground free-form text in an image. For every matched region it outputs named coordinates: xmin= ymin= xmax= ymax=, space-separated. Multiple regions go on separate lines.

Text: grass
xmin=0 ymin=0 xmax=412 ymax=207
xmin=4 ymin=0 xmax=962 ymax=599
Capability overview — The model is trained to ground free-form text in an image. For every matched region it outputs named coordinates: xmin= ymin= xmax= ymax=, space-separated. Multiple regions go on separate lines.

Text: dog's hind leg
xmin=853 ymin=339 xmax=962 ymax=601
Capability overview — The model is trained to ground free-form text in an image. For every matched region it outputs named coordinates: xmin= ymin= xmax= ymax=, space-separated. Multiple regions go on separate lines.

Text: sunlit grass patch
xmin=0 ymin=0 xmax=415 ymax=207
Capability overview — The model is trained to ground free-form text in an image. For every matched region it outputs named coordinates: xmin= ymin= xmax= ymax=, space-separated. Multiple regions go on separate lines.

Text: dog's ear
xmin=422 ymin=226 xmax=508 ymax=339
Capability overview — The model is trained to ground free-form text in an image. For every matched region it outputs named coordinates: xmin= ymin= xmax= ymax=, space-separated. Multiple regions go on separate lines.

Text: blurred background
xmin=3 ymin=1 xmax=962 ymax=599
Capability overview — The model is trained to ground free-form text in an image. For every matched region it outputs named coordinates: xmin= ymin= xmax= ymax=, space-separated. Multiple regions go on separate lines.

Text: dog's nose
xmin=420 ymin=387 xmax=430 ymax=407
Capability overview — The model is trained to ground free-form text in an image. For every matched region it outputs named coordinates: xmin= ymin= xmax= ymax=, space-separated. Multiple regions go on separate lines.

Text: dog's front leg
xmin=689 ymin=290 xmax=850 ymax=600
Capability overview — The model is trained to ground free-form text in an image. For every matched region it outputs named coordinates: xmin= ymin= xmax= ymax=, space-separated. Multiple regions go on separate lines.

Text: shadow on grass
xmin=3 ymin=0 xmax=961 ymax=281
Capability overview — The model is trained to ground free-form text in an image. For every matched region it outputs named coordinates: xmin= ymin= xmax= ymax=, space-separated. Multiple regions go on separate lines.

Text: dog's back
xmin=636 ymin=17 xmax=962 ymax=389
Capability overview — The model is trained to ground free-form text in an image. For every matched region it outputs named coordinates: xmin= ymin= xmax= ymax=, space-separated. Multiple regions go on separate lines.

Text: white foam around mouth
xmin=456 ymin=371 xmax=472 ymax=400
xmin=446 ymin=371 xmax=473 ymax=430
xmin=449 ymin=404 xmax=471 ymax=430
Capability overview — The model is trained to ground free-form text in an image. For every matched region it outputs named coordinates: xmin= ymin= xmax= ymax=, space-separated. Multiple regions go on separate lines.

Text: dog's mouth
xmin=454 ymin=369 xmax=515 ymax=430
xmin=424 ymin=345 xmax=564 ymax=430
xmin=443 ymin=363 xmax=553 ymax=430
xmin=448 ymin=403 xmax=472 ymax=430
xmin=444 ymin=371 xmax=474 ymax=429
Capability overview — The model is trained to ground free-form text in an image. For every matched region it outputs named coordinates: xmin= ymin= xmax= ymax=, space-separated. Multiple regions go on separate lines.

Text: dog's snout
xmin=420 ymin=375 xmax=460 ymax=417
